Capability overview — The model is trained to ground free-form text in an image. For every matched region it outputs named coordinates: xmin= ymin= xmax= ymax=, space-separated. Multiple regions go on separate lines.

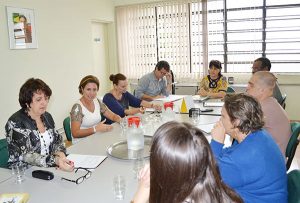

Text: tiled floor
xmin=288 ymin=144 xmax=300 ymax=172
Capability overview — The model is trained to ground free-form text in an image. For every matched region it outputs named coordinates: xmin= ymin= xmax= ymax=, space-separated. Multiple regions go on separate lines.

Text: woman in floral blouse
xmin=5 ymin=78 xmax=74 ymax=171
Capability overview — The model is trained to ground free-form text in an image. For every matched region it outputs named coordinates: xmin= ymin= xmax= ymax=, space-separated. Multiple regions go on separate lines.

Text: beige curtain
xmin=116 ymin=0 xmax=205 ymax=80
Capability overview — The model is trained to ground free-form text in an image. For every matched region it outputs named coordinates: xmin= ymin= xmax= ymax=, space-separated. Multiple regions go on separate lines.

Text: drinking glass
xmin=120 ymin=117 xmax=128 ymax=137
xmin=192 ymin=111 xmax=200 ymax=125
xmin=11 ymin=162 xmax=25 ymax=184
xmin=133 ymin=157 xmax=145 ymax=179
xmin=113 ymin=175 xmax=126 ymax=200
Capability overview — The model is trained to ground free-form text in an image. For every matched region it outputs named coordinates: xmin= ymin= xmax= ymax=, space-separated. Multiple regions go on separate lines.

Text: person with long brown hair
xmin=132 ymin=121 xmax=242 ymax=203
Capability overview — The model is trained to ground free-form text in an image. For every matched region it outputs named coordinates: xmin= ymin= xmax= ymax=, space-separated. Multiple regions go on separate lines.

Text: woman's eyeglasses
xmin=61 ymin=167 xmax=92 ymax=184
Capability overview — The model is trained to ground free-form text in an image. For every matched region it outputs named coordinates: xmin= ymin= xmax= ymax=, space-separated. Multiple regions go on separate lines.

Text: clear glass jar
xmin=126 ymin=117 xmax=144 ymax=150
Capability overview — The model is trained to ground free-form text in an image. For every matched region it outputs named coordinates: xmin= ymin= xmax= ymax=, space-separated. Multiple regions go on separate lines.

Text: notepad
xmin=67 ymin=154 xmax=107 ymax=169
xmin=0 ymin=193 xmax=29 ymax=203
xmin=204 ymin=99 xmax=224 ymax=107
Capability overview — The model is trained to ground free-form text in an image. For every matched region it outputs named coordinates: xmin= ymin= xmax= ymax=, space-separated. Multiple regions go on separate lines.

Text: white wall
xmin=0 ymin=0 xmax=115 ymax=137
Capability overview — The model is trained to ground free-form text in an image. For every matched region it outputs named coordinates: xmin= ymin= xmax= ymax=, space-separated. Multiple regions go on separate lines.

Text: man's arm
xmin=134 ymin=76 xmax=148 ymax=99
xmin=140 ymin=94 xmax=163 ymax=101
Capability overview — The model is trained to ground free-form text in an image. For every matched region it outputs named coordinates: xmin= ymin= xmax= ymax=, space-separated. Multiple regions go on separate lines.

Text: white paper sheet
xmin=67 ymin=154 xmax=107 ymax=169
xmin=197 ymin=123 xmax=215 ymax=134
xmin=154 ymin=95 xmax=185 ymax=102
xmin=192 ymin=95 xmax=209 ymax=102
xmin=204 ymin=99 xmax=224 ymax=107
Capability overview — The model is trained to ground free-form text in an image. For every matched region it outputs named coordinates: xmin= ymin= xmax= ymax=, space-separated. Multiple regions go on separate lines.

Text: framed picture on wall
xmin=6 ymin=6 xmax=38 ymax=49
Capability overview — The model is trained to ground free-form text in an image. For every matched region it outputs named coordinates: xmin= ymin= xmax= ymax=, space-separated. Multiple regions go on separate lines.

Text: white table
xmin=0 ymin=113 xmax=220 ymax=203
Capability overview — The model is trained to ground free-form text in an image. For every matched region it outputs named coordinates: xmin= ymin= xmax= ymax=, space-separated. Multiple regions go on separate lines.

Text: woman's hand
xmin=139 ymin=107 xmax=145 ymax=114
xmin=198 ymin=88 xmax=208 ymax=97
xmin=153 ymin=104 xmax=162 ymax=111
xmin=211 ymin=120 xmax=226 ymax=144
xmin=129 ymin=107 xmax=145 ymax=115
xmin=55 ymin=155 xmax=74 ymax=172
xmin=95 ymin=120 xmax=113 ymax=132
xmin=133 ymin=164 xmax=150 ymax=203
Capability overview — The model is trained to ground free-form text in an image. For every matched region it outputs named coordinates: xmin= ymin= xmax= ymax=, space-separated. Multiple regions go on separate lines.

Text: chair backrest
xmin=63 ymin=117 xmax=72 ymax=141
xmin=227 ymin=86 xmax=235 ymax=93
xmin=0 ymin=138 xmax=9 ymax=168
xmin=286 ymin=122 xmax=300 ymax=170
xmin=280 ymin=93 xmax=287 ymax=109
xmin=288 ymin=169 xmax=300 ymax=203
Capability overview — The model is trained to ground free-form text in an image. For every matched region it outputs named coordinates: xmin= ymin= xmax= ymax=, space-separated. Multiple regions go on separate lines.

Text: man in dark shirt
xmin=251 ymin=57 xmax=284 ymax=106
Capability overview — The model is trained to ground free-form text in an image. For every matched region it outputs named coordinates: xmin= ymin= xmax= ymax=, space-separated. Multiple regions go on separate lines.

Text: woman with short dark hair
xmin=198 ymin=60 xmax=228 ymax=98
xmin=132 ymin=121 xmax=243 ymax=203
xmin=5 ymin=78 xmax=73 ymax=171
xmin=211 ymin=93 xmax=287 ymax=202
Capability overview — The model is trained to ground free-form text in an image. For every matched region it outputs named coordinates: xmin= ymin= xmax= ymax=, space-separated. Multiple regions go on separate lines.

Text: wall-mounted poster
xmin=6 ymin=6 xmax=38 ymax=49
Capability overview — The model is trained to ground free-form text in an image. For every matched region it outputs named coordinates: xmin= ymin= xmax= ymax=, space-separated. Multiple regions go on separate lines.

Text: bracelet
xmin=93 ymin=126 xmax=96 ymax=133
xmin=54 ymin=154 xmax=60 ymax=166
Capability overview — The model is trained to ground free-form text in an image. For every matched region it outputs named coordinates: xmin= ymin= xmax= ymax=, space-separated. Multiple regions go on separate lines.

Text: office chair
xmin=286 ymin=122 xmax=300 ymax=170
xmin=170 ymin=70 xmax=175 ymax=94
xmin=280 ymin=93 xmax=287 ymax=109
xmin=0 ymin=138 xmax=9 ymax=168
xmin=287 ymin=169 xmax=300 ymax=203
xmin=226 ymin=86 xmax=235 ymax=93
xmin=63 ymin=117 xmax=73 ymax=141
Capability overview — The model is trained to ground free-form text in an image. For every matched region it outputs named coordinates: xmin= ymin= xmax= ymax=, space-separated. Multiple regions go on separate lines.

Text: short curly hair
xmin=224 ymin=93 xmax=264 ymax=134
xmin=78 ymin=75 xmax=99 ymax=94
xmin=19 ymin=78 xmax=52 ymax=109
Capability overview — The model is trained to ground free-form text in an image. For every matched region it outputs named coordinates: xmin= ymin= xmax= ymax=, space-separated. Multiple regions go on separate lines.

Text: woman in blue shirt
xmin=103 ymin=73 xmax=161 ymax=124
xmin=210 ymin=93 xmax=287 ymax=203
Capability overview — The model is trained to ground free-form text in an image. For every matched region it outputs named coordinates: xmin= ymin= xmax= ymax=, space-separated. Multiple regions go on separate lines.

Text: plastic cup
xmin=191 ymin=111 xmax=200 ymax=125
xmin=11 ymin=162 xmax=25 ymax=184
xmin=113 ymin=175 xmax=126 ymax=200
xmin=133 ymin=157 xmax=145 ymax=179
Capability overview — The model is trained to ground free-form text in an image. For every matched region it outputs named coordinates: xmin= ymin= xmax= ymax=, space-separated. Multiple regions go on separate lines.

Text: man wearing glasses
xmin=135 ymin=60 xmax=173 ymax=101
xmin=251 ymin=57 xmax=284 ymax=105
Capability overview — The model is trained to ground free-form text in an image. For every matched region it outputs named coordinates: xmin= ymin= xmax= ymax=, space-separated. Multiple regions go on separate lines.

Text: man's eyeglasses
xmin=61 ymin=167 xmax=92 ymax=184
xmin=160 ymin=70 xmax=168 ymax=75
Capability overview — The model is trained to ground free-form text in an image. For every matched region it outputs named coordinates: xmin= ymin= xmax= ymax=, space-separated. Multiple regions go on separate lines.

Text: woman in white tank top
xmin=70 ymin=75 xmax=121 ymax=140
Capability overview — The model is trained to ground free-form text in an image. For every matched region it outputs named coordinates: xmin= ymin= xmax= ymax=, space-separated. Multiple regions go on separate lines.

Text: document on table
xmin=67 ymin=154 xmax=107 ymax=169
xmin=192 ymin=95 xmax=209 ymax=102
xmin=154 ymin=95 xmax=185 ymax=102
xmin=197 ymin=123 xmax=215 ymax=134
xmin=204 ymin=99 xmax=224 ymax=107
